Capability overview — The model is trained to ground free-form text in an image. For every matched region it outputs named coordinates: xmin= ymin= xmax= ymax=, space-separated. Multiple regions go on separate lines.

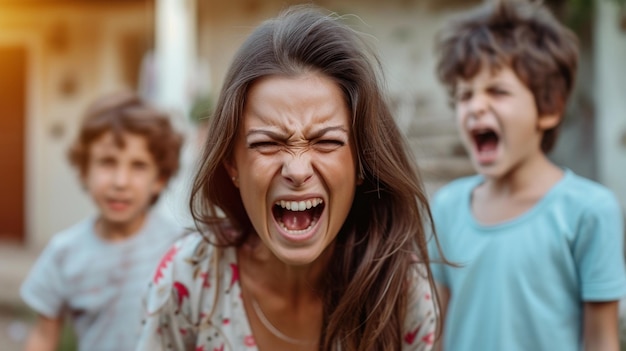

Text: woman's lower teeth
xmin=280 ymin=219 xmax=317 ymax=234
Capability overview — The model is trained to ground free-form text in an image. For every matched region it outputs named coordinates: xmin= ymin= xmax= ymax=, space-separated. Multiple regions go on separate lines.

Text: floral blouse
xmin=137 ymin=233 xmax=436 ymax=350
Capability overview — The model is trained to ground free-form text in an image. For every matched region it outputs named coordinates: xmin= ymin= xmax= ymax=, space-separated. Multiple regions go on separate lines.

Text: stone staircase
xmin=402 ymin=114 xmax=475 ymax=197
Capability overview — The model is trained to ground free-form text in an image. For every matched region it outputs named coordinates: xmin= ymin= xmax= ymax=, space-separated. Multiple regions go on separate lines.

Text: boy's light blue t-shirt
xmin=429 ymin=169 xmax=626 ymax=351
xmin=21 ymin=211 xmax=183 ymax=351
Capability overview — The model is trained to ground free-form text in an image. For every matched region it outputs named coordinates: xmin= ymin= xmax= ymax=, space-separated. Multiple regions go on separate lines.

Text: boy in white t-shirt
xmin=21 ymin=92 xmax=184 ymax=351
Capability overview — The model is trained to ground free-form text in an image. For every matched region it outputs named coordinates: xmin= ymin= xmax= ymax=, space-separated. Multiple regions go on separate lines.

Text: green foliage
xmin=547 ymin=0 xmax=626 ymax=33
xmin=57 ymin=321 xmax=77 ymax=351
xmin=189 ymin=94 xmax=214 ymax=125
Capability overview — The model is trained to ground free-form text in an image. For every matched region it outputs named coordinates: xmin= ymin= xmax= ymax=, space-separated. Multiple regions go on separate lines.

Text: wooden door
xmin=0 ymin=45 xmax=26 ymax=243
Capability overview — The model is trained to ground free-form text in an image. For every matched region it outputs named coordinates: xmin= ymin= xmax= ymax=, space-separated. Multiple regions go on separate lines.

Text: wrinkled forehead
xmin=241 ymin=73 xmax=351 ymax=124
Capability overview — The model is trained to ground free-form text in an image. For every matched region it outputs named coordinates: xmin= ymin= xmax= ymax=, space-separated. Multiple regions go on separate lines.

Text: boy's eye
xmin=132 ymin=161 xmax=149 ymax=170
xmin=489 ymin=88 xmax=508 ymax=96
xmin=97 ymin=157 xmax=116 ymax=167
xmin=313 ymin=139 xmax=345 ymax=152
xmin=456 ymin=90 xmax=472 ymax=102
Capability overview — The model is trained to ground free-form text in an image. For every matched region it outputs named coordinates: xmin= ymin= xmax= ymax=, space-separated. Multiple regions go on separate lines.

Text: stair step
xmin=417 ymin=156 xmax=475 ymax=181
xmin=408 ymin=135 xmax=467 ymax=158
xmin=404 ymin=116 xmax=458 ymax=137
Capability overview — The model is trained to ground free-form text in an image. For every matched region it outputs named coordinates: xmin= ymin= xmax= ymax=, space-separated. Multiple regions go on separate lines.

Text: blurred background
xmin=0 ymin=0 xmax=624 ymax=349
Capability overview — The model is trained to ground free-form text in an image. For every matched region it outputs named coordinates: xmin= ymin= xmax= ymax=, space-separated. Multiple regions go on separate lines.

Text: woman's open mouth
xmin=272 ymin=198 xmax=324 ymax=235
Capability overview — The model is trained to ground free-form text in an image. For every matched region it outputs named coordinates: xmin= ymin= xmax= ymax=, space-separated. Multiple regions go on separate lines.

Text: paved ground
xmin=0 ymin=244 xmax=40 ymax=350
xmin=0 ymin=305 xmax=32 ymax=351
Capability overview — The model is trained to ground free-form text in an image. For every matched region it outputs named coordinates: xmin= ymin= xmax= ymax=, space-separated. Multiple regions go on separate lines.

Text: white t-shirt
xmin=21 ymin=212 xmax=183 ymax=351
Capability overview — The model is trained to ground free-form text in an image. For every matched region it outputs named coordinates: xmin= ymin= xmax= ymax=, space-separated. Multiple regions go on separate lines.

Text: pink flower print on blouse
xmin=173 ymin=282 xmax=190 ymax=311
xmin=200 ymin=271 xmax=211 ymax=288
xmin=228 ymin=263 xmax=239 ymax=292
xmin=244 ymin=335 xmax=256 ymax=347
xmin=153 ymin=245 xmax=179 ymax=284
xmin=404 ymin=325 xmax=421 ymax=345
xmin=422 ymin=332 xmax=434 ymax=345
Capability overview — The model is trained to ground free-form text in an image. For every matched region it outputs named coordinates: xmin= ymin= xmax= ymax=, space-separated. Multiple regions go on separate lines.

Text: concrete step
xmin=404 ymin=115 xmax=457 ymax=138
xmin=417 ymin=156 xmax=475 ymax=181
xmin=408 ymin=134 xmax=467 ymax=159
xmin=0 ymin=245 xmax=39 ymax=308
xmin=422 ymin=179 xmax=452 ymax=199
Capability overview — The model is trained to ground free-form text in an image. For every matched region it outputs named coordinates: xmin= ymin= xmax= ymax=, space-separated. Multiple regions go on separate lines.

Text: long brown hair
xmin=435 ymin=0 xmax=579 ymax=153
xmin=190 ymin=5 xmax=439 ymax=350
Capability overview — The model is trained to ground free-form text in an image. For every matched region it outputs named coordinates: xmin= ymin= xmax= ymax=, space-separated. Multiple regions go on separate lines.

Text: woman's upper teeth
xmin=277 ymin=198 xmax=323 ymax=211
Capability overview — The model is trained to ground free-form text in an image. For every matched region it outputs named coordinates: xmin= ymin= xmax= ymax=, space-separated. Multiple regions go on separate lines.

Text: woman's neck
xmin=237 ymin=236 xmax=325 ymax=350
xmin=238 ymin=235 xmax=332 ymax=299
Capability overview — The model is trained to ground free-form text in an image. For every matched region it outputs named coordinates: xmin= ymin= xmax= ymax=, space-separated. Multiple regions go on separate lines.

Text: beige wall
xmin=197 ymin=0 xmax=479 ymax=124
xmin=595 ymin=1 xmax=626 ymax=212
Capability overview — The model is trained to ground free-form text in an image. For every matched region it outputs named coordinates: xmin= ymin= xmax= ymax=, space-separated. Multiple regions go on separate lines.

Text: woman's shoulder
xmin=403 ymin=264 xmax=436 ymax=348
xmin=153 ymin=232 xmax=211 ymax=279
xmin=145 ymin=231 xmax=235 ymax=315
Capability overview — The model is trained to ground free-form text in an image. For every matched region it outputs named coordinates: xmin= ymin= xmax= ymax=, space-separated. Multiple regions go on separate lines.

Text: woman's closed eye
xmin=313 ymin=139 xmax=345 ymax=152
xmin=249 ymin=141 xmax=282 ymax=154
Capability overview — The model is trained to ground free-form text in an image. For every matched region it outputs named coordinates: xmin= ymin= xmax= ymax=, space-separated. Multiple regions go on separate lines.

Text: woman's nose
xmin=281 ymin=153 xmax=313 ymax=187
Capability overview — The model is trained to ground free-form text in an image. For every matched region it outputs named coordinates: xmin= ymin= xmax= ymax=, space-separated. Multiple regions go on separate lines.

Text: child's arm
xmin=24 ymin=315 xmax=62 ymax=351
xmin=433 ymin=284 xmax=449 ymax=351
xmin=583 ymin=301 xmax=620 ymax=351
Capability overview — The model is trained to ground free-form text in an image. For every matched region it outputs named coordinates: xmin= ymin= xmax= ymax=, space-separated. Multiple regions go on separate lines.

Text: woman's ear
xmin=537 ymin=113 xmax=560 ymax=131
xmin=223 ymin=160 xmax=239 ymax=188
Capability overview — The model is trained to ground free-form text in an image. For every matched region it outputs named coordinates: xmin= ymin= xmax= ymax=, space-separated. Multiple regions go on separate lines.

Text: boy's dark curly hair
xmin=436 ymin=0 xmax=579 ymax=152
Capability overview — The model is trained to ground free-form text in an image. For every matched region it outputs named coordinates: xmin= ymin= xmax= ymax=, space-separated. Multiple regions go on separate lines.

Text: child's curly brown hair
xmin=435 ymin=0 xmax=579 ymax=153
xmin=68 ymin=91 xmax=183 ymax=203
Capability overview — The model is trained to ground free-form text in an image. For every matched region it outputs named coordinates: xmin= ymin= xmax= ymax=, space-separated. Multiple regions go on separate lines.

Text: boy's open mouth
xmin=472 ymin=129 xmax=499 ymax=153
xmin=471 ymin=128 xmax=500 ymax=164
xmin=272 ymin=199 xmax=324 ymax=234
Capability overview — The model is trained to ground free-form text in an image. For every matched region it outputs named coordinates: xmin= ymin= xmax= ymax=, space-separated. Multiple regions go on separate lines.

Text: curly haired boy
xmin=429 ymin=1 xmax=626 ymax=350
xmin=21 ymin=92 xmax=184 ymax=351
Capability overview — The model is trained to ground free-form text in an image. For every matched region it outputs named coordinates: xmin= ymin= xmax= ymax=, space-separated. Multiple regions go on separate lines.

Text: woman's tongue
xmin=281 ymin=210 xmax=313 ymax=231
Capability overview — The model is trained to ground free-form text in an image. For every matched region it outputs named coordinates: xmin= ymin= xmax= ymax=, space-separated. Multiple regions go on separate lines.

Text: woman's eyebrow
xmin=307 ymin=125 xmax=348 ymax=139
xmin=246 ymin=126 xmax=348 ymax=140
xmin=246 ymin=129 xmax=289 ymax=140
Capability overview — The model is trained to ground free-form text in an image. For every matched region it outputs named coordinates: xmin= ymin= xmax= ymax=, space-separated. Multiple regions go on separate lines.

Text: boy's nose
xmin=281 ymin=153 xmax=313 ymax=187
xmin=468 ymin=94 xmax=488 ymax=118
xmin=113 ymin=167 xmax=130 ymax=187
